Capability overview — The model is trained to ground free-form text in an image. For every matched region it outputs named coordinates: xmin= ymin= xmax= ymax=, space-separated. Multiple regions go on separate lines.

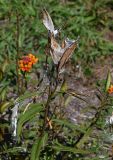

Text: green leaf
xmin=17 ymin=103 xmax=43 ymax=138
xmin=76 ymin=127 xmax=92 ymax=149
xmin=1 ymin=146 xmax=26 ymax=154
xmin=66 ymin=89 xmax=89 ymax=104
xmin=2 ymin=59 xmax=9 ymax=73
xmin=52 ymin=142 xmax=91 ymax=154
xmin=0 ymin=101 xmax=13 ymax=113
xmin=0 ymin=86 xmax=7 ymax=101
xmin=52 ymin=119 xmax=85 ymax=133
xmin=30 ymin=133 xmax=48 ymax=160
xmin=60 ymin=80 xmax=67 ymax=93
xmin=64 ymin=95 xmax=72 ymax=107
xmin=18 ymin=32 xmax=25 ymax=48
xmin=26 ymin=5 xmax=36 ymax=16
xmin=15 ymin=91 xmax=40 ymax=103
xmin=105 ymin=71 xmax=111 ymax=92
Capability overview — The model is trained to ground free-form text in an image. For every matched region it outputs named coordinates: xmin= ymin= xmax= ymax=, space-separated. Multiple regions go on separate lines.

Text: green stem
xmin=16 ymin=11 xmax=20 ymax=95
xmin=24 ymin=72 xmax=28 ymax=89
xmin=41 ymin=74 xmax=58 ymax=136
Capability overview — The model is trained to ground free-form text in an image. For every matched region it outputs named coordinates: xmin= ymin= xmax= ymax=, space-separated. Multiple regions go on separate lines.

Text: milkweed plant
xmin=1 ymin=8 xmax=113 ymax=160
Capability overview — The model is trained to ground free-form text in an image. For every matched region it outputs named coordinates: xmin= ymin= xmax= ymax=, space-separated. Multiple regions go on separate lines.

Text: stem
xmin=16 ymin=11 xmax=20 ymax=95
xmin=24 ymin=72 xmax=28 ymax=89
xmin=41 ymin=75 xmax=58 ymax=136
xmin=75 ymin=98 xmax=108 ymax=148
xmin=44 ymin=34 xmax=51 ymax=71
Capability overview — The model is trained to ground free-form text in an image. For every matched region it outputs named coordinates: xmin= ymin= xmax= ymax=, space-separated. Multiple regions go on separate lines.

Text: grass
xmin=0 ymin=0 xmax=113 ymax=159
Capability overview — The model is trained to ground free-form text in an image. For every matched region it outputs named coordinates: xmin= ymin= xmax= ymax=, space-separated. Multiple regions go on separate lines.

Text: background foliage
xmin=0 ymin=0 xmax=113 ymax=160
xmin=1 ymin=0 xmax=113 ymax=61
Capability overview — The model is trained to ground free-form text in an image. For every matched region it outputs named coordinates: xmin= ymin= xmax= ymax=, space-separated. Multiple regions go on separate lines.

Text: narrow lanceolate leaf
xmin=52 ymin=119 xmax=85 ymax=133
xmin=17 ymin=104 xmax=43 ymax=138
xmin=0 ymin=101 xmax=13 ymax=113
xmin=1 ymin=147 xmax=26 ymax=154
xmin=15 ymin=91 xmax=40 ymax=103
xmin=66 ymin=90 xmax=88 ymax=104
xmin=52 ymin=142 xmax=91 ymax=154
xmin=30 ymin=133 xmax=48 ymax=160
xmin=76 ymin=127 xmax=92 ymax=149
xmin=105 ymin=71 xmax=111 ymax=92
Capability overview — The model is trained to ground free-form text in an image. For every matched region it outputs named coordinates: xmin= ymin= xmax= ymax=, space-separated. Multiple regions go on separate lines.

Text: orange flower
xmin=28 ymin=54 xmax=38 ymax=64
xmin=108 ymin=85 xmax=113 ymax=94
xmin=18 ymin=53 xmax=38 ymax=72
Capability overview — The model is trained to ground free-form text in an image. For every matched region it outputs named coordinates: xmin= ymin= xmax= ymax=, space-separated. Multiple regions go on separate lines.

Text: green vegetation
xmin=0 ymin=0 xmax=113 ymax=159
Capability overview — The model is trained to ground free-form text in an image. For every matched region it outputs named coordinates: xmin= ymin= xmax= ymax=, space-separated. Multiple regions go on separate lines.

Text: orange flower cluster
xmin=108 ymin=85 xmax=113 ymax=94
xmin=19 ymin=54 xmax=38 ymax=72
